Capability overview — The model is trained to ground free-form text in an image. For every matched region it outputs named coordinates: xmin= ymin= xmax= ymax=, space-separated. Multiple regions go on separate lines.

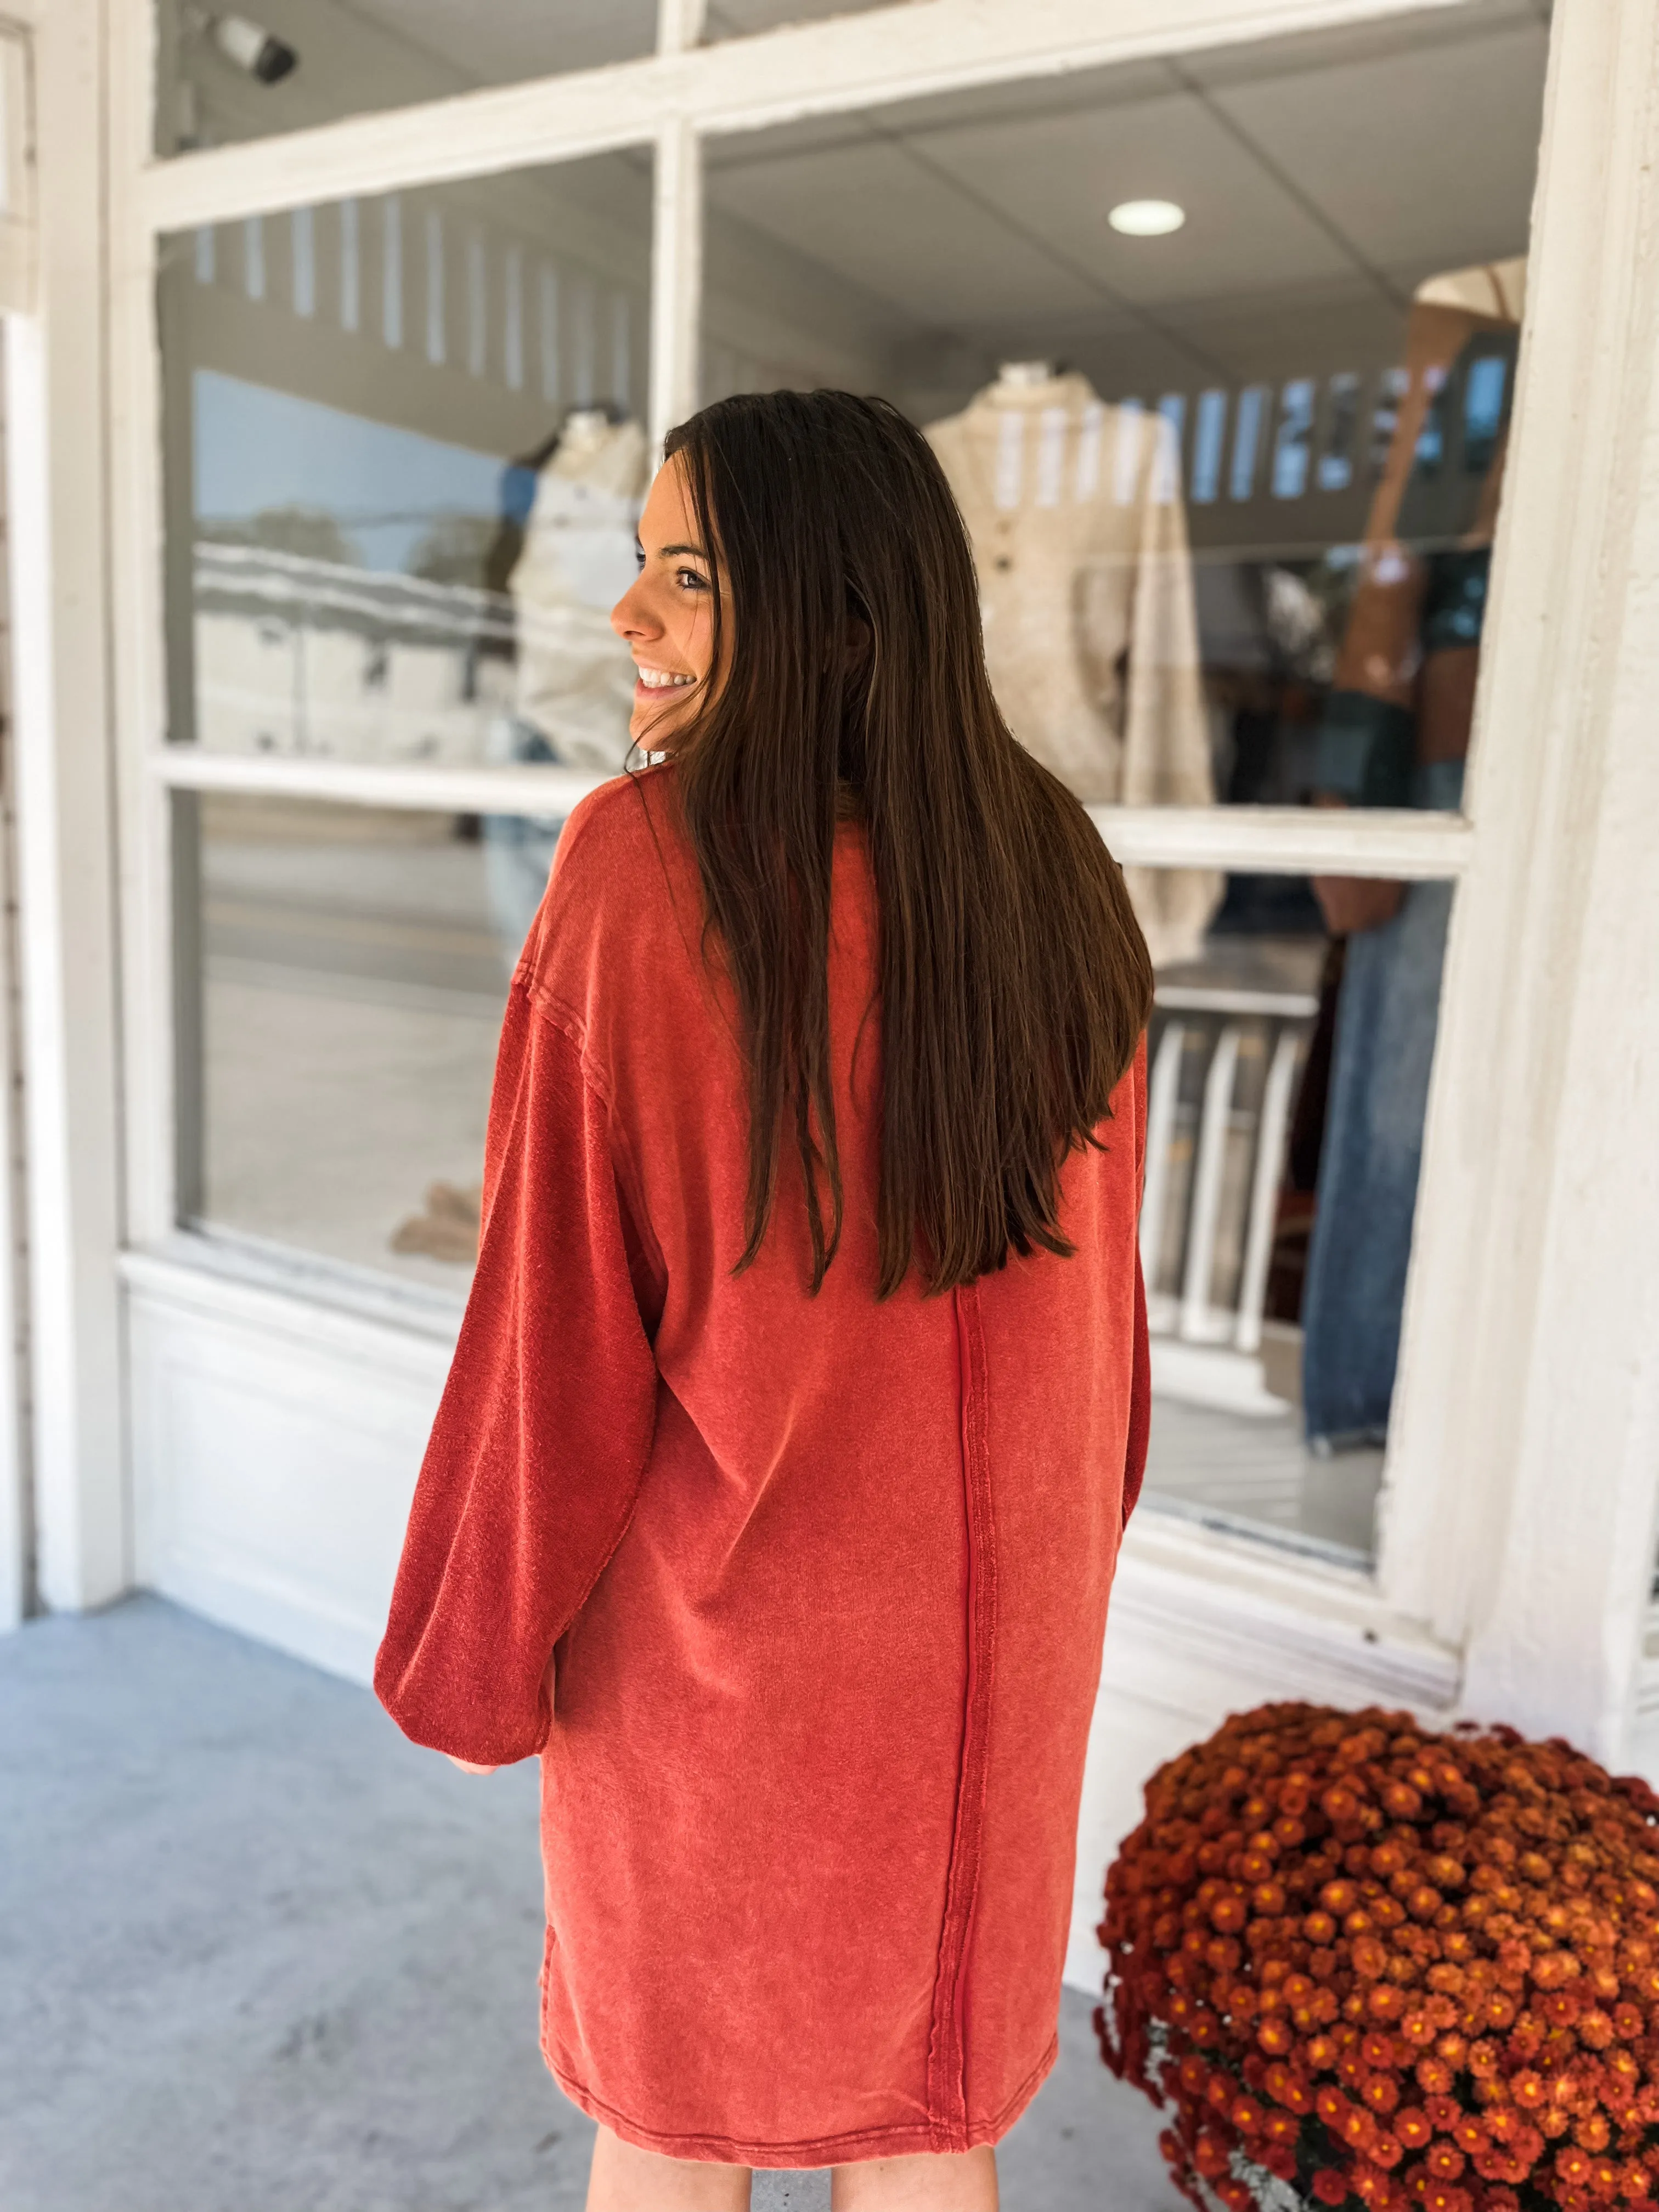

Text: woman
xmin=375 ymin=391 xmax=1153 ymax=2211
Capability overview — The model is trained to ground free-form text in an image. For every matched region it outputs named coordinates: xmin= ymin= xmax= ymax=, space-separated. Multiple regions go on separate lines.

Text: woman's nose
xmin=611 ymin=580 xmax=659 ymax=641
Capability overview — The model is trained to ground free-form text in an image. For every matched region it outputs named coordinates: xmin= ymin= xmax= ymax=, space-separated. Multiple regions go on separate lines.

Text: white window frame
xmin=71 ymin=0 xmax=1659 ymax=1756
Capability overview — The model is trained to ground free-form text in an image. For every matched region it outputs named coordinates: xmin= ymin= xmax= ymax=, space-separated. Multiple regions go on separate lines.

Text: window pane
xmin=704 ymin=1 xmax=897 ymax=36
xmin=155 ymin=1 xmax=656 ymax=153
xmin=1136 ymin=867 xmax=1455 ymax=1564
xmin=703 ymin=1 xmax=1545 ymax=958
xmin=178 ymin=792 xmax=568 ymax=1286
xmin=160 ymin=156 xmax=651 ymax=771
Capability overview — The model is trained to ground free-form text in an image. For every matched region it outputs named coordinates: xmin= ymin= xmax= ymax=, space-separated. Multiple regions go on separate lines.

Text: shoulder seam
xmin=508 ymin=972 xmax=668 ymax=1296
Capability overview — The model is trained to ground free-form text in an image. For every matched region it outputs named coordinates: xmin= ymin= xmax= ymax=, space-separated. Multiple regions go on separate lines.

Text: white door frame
xmin=5 ymin=0 xmax=129 ymax=1618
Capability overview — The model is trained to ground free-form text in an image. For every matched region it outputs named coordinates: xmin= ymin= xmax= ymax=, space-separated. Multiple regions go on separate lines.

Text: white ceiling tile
xmin=912 ymin=90 xmax=1359 ymax=312
xmin=337 ymin=0 xmax=653 ymax=86
xmin=706 ymin=137 xmax=1105 ymax=332
xmin=1206 ymin=22 xmax=1548 ymax=274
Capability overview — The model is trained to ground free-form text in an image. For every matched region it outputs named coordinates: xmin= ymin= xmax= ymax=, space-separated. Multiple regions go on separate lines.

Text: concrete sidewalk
xmin=0 ymin=1598 xmax=1175 ymax=2211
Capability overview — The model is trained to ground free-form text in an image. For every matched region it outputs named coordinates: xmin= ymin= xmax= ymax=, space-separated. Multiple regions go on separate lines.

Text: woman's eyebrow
xmin=656 ymin=541 xmax=709 ymax=561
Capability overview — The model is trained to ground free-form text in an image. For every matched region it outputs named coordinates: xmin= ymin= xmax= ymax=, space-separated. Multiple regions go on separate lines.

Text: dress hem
xmin=542 ymin=2028 xmax=1060 ymax=2169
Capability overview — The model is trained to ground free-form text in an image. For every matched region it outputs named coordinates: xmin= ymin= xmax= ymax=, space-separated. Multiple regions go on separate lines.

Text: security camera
xmin=191 ymin=10 xmax=299 ymax=84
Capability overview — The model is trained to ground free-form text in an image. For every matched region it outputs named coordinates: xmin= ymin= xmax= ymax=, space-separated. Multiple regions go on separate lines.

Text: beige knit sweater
xmin=926 ymin=373 xmax=1221 ymax=967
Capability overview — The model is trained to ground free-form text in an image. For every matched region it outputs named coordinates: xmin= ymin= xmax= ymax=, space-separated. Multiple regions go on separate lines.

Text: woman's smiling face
xmin=610 ymin=457 xmax=721 ymax=750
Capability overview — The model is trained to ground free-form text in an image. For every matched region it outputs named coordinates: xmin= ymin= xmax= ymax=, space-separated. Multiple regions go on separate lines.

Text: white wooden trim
xmin=1089 ymin=807 xmax=1470 ymax=878
xmin=121 ymin=1242 xmax=462 ymax=1363
xmin=656 ymin=0 xmax=709 ymax=60
xmin=0 ymin=29 xmax=36 ymax=318
xmin=107 ymin=0 xmax=174 ymax=1255
xmin=650 ymin=117 xmax=702 ymax=453
xmin=0 ymin=326 xmax=26 ymax=1632
xmin=145 ymin=751 xmax=1474 ymax=877
xmin=1115 ymin=1512 xmax=1459 ymax=1709
xmin=150 ymin=749 xmax=619 ymax=819
xmin=134 ymin=0 xmax=1470 ymax=233
xmin=7 ymin=0 xmax=128 ymax=1612
xmin=1373 ymin=0 xmax=1659 ymax=1763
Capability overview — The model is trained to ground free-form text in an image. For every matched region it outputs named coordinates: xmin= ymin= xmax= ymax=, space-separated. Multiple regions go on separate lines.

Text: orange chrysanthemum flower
xmin=1096 ymin=1703 xmax=1659 ymax=2212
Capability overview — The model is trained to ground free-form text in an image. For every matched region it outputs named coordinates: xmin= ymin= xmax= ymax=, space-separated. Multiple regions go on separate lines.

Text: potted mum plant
xmin=1096 ymin=1703 xmax=1659 ymax=2212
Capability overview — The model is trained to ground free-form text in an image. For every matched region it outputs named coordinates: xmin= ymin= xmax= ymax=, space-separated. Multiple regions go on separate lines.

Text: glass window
xmin=702 ymin=1 xmax=1546 ymax=925
xmin=155 ymin=1 xmax=657 ymax=154
xmin=176 ymin=792 xmax=564 ymax=1286
xmin=703 ymin=1 xmax=900 ymax=36
xmin=698 ymin=4 xmax=1541 ymax=1559
xmin=1134 ymin=867 xmax=1455 ymax=1564
xmin=159 ymin=155 xmax=651 ymax=772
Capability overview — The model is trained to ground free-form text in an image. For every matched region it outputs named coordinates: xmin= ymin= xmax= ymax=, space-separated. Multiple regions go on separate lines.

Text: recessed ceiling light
xmin=1109 ymin=199 xmax=1186 ymax=237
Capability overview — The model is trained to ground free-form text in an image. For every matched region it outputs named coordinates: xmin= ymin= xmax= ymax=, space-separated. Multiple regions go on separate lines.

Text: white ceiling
xmin=703 ymin=0 xmax=1553 ymax=393
xmin=338 ymin=0 xmax=655 ymax=84
xmin=333 ymin=0 xmax=888 ymax=84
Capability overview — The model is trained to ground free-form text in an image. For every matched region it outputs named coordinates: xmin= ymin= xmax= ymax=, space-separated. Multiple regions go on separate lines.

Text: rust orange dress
xmin=375 ymin=765 xmax=1150 ymax=2168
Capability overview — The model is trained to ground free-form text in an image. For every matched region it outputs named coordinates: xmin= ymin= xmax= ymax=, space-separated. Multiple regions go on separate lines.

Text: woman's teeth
xmin=636 ymin=669 xmax=693 ymax=690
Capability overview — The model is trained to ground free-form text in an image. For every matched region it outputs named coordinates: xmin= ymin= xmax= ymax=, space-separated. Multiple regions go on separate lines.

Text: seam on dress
xmin=925 ymin=1280 xmax=998 ymax=2151
xmin=499 ymin=997 xmax=663 ymax=1750
xmin=542 ymin=2028 xmax=1056 ymax=2168
xmin=513 ymin=978 xmax=672 ymax=1322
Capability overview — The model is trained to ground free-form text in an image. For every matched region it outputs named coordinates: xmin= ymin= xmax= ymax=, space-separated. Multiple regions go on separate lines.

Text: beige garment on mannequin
xmin=510 ymin=415 xmax=650 ymax=772
xmin=926 ymin=371 xmax=1221 ymax=968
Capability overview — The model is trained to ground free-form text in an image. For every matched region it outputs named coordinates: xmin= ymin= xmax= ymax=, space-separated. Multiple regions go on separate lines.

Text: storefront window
xmin=176 ymin=792 xmax=560 ymax=1287
xmin=154 ymin=1 xmax=657 ymax=155
xmin=1137 ymin=871 xmax=1454 ymax=1562
xmin=157 ymin=155 xmax=651 ymax=774
xmin=703 ymin=2 xmax=1546 ymax=959
xmin=150 ymin=4 xmax=1554 ymax=1568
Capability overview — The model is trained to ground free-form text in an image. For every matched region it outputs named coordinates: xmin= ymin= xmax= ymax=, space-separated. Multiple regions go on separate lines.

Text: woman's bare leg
xmin=584 ymin=2123 xmax=752 ymax=2210
xmin=830 ymin=2147 xmax=997 ymax=2210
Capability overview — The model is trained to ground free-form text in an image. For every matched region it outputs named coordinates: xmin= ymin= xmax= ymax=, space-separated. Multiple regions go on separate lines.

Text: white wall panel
xmin=127 ymin=1255 xmax=452 ymax=1680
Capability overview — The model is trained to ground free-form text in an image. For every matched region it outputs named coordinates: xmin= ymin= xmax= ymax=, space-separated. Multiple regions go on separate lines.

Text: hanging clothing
xmin=1301 ymin=258 xmax=1520 ymax=1446
xmin=375 ymin=765 xmax=1151 ymax=2168
xmin=926 ymin=372 xmax=1221 ymax=967
xmin=1312 ymin=267 xmax=1520 ymax=805
xmin=1300 ymin=765 xmax=1462 ymax=1447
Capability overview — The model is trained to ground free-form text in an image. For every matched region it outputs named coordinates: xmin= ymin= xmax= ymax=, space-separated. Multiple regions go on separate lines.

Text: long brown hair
xmin=662 ymin=390 xmax=1152 ymax=1299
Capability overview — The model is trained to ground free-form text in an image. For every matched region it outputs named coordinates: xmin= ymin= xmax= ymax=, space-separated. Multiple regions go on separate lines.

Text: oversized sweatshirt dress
xmin=374 ymin=763 xmax=1151 ymax=2168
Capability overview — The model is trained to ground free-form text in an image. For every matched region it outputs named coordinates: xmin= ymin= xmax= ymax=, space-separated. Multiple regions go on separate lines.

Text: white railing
xmin=1140 ymin=981 xmax=1316 ymax=1405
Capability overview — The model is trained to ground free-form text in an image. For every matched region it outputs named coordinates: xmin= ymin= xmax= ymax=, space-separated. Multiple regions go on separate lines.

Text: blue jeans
xmin=481 ymin=717 xmax=565 ymax=968
xmin=1301 ymin=763 xmax=1461 ymax=1449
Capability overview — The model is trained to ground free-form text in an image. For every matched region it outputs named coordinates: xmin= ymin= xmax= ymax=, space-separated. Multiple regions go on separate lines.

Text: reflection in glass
xmin=160 ymin=156 xmax=652 ymax=776
xmin=1136 ymin=872 xmax=1453 ymax=1562
xmin=155 ymin=1 xmax=656 ymax=153
xmin=178 ymin=793 xmax=566 ymax=1287
xmin=701 ymin=3 xmax=1545 ymax=839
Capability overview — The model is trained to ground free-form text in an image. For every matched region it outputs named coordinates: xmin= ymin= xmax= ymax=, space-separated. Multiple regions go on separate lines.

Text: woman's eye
xmin=676 ymin=568 xmax=709 ymax=592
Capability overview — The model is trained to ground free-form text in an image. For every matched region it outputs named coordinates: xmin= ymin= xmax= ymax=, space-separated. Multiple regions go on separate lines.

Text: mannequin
xmin=1298 ymin=258 xmax=1523 ymax=1448
xmin=392 ymin=410 xmax=649 ymax=1268
xmin=506 ymin=409 xmax=651 ymax=772
xmin=481 ymin=407 xmax=651 ymax=957
xmin=926 ymin=366 xmax=1220 ymax=967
